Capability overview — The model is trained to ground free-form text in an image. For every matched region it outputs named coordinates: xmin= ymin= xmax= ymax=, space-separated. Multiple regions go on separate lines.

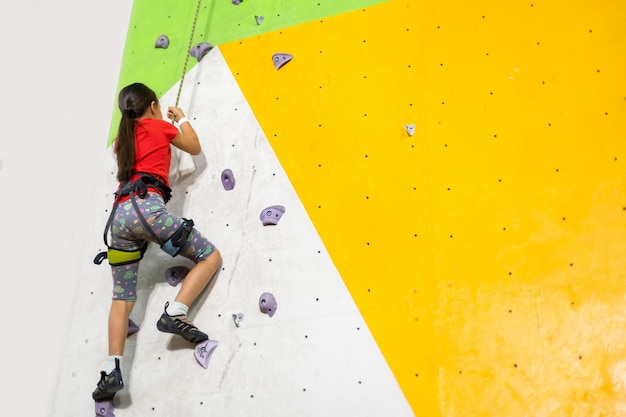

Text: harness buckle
xmin=161 ymin=218 xmax=194 ymax=257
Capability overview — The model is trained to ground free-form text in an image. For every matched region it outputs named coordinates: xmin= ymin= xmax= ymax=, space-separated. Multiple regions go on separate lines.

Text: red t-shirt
xmin=115 ymin=118 xmax=180 ymax=201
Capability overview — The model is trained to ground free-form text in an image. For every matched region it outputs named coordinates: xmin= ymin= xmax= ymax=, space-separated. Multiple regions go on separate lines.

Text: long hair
xmin=115 ymin=83 xmax=159 ymax=182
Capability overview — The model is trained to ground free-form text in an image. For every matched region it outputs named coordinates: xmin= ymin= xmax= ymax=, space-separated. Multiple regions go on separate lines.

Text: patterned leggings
xmin=109 ymin=192 xmax=216 ymax=301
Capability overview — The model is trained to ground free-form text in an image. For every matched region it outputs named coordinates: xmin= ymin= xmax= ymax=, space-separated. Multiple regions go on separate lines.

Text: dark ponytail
xmin=115 ymin=83 xmax=159 ymax=182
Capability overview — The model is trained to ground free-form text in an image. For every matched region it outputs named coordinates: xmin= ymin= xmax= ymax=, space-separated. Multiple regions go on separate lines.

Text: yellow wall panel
xmin=222 ymin=0 xmax=626 ymax=415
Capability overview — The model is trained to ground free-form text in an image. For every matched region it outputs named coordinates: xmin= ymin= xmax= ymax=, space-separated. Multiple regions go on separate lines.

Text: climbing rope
xmin=173 ymin=0 xmax=203 ymax=115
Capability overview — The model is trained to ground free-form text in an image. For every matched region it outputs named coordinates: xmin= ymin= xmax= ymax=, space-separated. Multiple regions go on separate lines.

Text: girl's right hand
xmin=167 ymin=106 xmax=186 ymax=122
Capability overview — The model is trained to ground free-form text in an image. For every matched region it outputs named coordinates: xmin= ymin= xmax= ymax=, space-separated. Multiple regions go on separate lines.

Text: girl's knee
xmin=212 ymin=248 xmax=222 ymax=265
xmin=204 ymin=247 xmax=222 ymax=266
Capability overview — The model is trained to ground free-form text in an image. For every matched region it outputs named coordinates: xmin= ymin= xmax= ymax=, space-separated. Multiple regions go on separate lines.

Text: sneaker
xmin=92 ymin=358 xmax=124 ymax=401
xmin=156 ymin=302 xmax=209 ymax=343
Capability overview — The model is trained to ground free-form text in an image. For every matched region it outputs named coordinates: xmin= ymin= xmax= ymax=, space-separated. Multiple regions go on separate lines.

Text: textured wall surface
xmin=56 ymin=0 xmax=626 ymax=416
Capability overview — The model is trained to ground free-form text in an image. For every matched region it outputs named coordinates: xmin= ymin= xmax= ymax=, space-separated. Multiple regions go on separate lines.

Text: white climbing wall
xmin=52 ymin=47 xmax=414 ymax=417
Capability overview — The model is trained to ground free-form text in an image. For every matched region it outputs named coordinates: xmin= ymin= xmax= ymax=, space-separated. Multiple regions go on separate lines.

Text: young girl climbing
xmin=92 ymin=82 xmax=222 ymax=401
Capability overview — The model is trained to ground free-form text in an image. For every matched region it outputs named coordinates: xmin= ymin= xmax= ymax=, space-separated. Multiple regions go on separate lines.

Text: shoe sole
xmin=92 ymin=384 xmax=123 ymax=401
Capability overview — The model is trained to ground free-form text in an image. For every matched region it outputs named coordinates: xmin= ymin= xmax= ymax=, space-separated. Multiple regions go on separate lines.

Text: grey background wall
xmin=0 ymin=2 xmax=131 ymax=416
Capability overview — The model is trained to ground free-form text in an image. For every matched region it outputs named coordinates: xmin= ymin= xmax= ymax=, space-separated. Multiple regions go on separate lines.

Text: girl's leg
xmin=108 ymin=300 xmax=135 ymax=356
xmin=174 ymin=249 xmax=222 ymax=307
xmin=128 ymin=193 xmax=222 ymax=340
xmin=93 ymin=289 xmax=135 ymax=400
xmin=156 ymin=226 xmax=221 ymax=342
xmin=106 ymin=259 xmax=140 ymax=355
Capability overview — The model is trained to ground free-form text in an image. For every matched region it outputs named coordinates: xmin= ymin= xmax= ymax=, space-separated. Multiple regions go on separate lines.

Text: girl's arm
xmin=168 ymin=106 xmax=201 ymax=155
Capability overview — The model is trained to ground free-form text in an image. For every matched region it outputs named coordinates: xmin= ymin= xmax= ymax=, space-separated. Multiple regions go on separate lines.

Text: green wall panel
xmin=107 ymin=0 xmax=388 ymax=145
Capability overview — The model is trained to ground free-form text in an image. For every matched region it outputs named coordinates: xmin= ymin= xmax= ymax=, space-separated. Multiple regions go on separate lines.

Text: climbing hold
xmin=127 ymin=319 xmax=139 ymax=337
xmin=165 ymin=265 xmax=190 ymax=287
xmin=260 ymin=205 xmax=286 ymax=226
xmin=255 ymin=15 xmax=264 ymax=25
xmin=95 ymin=400 xmax=115 ymax=417
xmin=221 ymin=169 xmax=235 ymax=191
xmin=194 ymin=339 xmax=219 ymax=369
xmin=272 ymin=53 xmax=293 ymax=70
xmin=232 ymin=313 xmax=244 ymax=328
xmin=259 ymin=292 xmax=277 ymax=317
xmin=155 ymin=35 xmax=169 ymax=49
xmin=190 ymin=42 xmax=214 ymax=62
xmin=405 ymin=124 xmax=416 ymax=136
xmin=232 ymin=0 xmax=242 ymax=4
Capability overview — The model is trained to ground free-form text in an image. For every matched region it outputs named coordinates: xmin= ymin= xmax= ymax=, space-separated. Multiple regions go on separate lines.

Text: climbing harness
xmin=93 ymin=173 xmax=194 ymax=266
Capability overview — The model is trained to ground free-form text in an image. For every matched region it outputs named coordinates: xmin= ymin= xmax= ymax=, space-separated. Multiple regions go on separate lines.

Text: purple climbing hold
xmin=190 ymin=42 xmax=214 ymax=62
xmin=259 ymin=292 xmax=277 ymax=317
xmin=155 ymin=35 xmax=169 ymax=49
xmin=221 ymin=169 xmax=235 ymax=191
xmin=272 ymin=53 xmax=293 ymax=70
xmin=232 ymin=0 xmax=242 ymax=4
xmin=260 ymin=205 xmax=285 ymax=226
xmin=166 ymin=265 xmax=190 ymax=287
xmin=195 ymin=339 xmax=219 ymax=369
xmin=95 ymin=400 xmax=115 ymax=417
xmin=127 ymin=319 xmax=139 ymax=337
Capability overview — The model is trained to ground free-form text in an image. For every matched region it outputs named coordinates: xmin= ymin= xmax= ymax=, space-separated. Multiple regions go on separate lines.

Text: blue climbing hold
xmin=259 ymin=292 xmax=277 ymax=317
xmin=94 ymin=400 xmax=115 ymax=417
xmin=260 ymin=205 xmax=285 ymax=226
xmin=195 ymin=339 xmax=219 ymax=369
xmin=221 ymin=169 xmax=235 ymax=191
xmin=272 ymin=53 xmax=293 ymax=70
xmin=190 ymin=42 xmax=214 ymax=62
xmin=166 ymin=265 xmax=190 ymax=287
xmin=155 ymin=35 xmax=169 ymax=49
xmin=127 ymin=319 xmax=139 ymax=337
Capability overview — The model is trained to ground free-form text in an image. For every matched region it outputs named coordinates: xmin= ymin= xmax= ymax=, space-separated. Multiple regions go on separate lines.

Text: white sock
xmin=106 ymin=355 xmax=123 ymax=374
xmin=166 ymin=301 xmax=189 ymax=317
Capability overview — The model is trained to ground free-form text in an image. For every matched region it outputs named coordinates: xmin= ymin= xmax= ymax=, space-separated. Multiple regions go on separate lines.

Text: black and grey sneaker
xmin=92 ymin=358 xmax=124 ymax=401
xmin=156 ymin=302 xmax=208 ymax=343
